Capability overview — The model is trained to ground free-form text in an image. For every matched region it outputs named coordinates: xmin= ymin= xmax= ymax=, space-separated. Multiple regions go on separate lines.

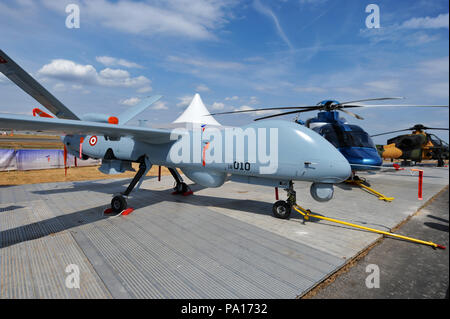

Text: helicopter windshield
xmin=314 ymin=124 xmax=375 ymax=148
xmin=344 ymin=131 xmax=376 ymax=148
xmin=428 ymin=134 xmax=447 ymax=147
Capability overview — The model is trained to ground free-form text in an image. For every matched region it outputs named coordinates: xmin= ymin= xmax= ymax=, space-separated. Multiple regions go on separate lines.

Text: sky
xmin=0 ymin=0 xmax=449 ymax=144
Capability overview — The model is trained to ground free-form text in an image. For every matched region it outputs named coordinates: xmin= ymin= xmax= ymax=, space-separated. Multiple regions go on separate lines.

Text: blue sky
xmin=0 ymin=0 xmax=448 ymax=143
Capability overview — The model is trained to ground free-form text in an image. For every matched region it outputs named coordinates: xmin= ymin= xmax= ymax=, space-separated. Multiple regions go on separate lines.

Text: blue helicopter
xmin=210 ymin=98 xmax=446 ymax=174
xmin=296 ymin=100 xmax=382 ymax=172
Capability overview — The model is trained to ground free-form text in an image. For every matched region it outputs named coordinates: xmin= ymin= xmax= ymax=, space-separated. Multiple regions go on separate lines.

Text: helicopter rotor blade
xmin=337 ymin=108 xmax=364 ymax=120
xmin=420 ymin=127 xmax=449 ymax=131
xmin=370 ymin=129 xmax=414 ymax=137
xmin=347 ymin=104 xmax=449 ymax=108
xmin=207 ymin=106 xmax=319 ymax=116
xmin=340 ymin=97 xmax=404 ymax=105
xmin=253 ymin=108 xmax=318 ymax=121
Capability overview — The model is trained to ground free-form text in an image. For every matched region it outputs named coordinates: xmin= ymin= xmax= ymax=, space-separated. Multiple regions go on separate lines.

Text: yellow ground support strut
xmin=345 ymin=179 xmax=395 ymax=202
xmin=292 ymin=204 xmax=445 ymax=250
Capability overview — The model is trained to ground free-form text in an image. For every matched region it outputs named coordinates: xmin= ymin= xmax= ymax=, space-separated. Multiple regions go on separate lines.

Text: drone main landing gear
xmin=107 ymin=157 xmax=151 ymax=214
xmin=168 ymin=167 xmax=193 ymax=196
xmin=272 ymin=181 xmax=296 ymax=219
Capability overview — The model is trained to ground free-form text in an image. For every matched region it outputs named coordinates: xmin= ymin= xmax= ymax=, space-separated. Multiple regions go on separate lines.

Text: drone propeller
xmin=370 ymin=124 xmax=450 ymax=137
xmin=207 ymin=97 xmax=449 ymax=122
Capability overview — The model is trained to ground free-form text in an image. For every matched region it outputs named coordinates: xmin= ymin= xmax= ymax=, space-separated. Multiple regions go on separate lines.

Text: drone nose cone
xmin=317 ymin=151 xmax=351 ymax=184
xmin=332 ymin=157 xmax=352 ymax=183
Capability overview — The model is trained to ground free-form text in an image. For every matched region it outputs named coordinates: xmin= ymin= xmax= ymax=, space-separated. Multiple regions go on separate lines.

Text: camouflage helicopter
xmin=371 ymin=124 xmax=449 ymax=167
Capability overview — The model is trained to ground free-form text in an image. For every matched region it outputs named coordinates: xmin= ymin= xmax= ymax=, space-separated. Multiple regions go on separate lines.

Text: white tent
xmin=173 ymin=93 xmax=221 ymax=126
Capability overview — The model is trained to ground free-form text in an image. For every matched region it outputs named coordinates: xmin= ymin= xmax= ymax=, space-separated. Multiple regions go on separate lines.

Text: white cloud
xmin=37 ymin=59 xmax=151 ymax=89
xmin=225 ymin=96 xmax=239 ymax=101
xmin=137 ymin=86 xmax=153 ymax=93
xmin=167 ymin=56 xmax=244 ymax=70
xmin=417 ymin=57 xmax=449 ymax=76
xmin=364 ymin=80 xmax=399 ymax=93
xmin=211 ymin=102 xmax=225 ymax=110
xmin=424 ymin=83 xmax=449 ymax=99
xmin=401 ymin=13 xmax=449 ymax=29
xmin=253 ymin=0 xmax=293 ymax=50
xmin=96 ymin=56 xmax=143 ymax=68
xmin=177 ymin=95 xmax=194 ymax=107
xmin=43 ymin=0 xmax=237 ymax=40
xmin=120 ymin=97 xmax=141 ymax=106
xmin=360 ymin=13 xmax=449 ymax=45
xmin=196 ymin=84 xmax=210 ymax=92
xmin=52 ymin=83 xmax=66 ymax=91
xmin=99 ymin=68 xmax=130 ymax=79
xmin=152 ymin=101 xmax=168 ymax=110
xmin=293 ymin=86 xmax=326 ymax=93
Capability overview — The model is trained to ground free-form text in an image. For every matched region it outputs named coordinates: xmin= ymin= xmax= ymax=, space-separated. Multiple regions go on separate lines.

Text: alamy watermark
xmin=65 ymin=264 xmax=80 ymax=289
xmin=168 ymin=124 xmax=279 ymax=174
xmin=65 ymin=4 xmax=80 ymax=29
xmin=365 ymin=4 xmax=380 ymax=29
xmin=365 ymin=264 xmax=380 ymax=289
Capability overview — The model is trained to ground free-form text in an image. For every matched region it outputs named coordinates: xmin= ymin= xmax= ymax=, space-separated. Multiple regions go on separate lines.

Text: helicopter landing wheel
xmin=272 ymin=200 xmax=292 ymax=219
xmin=111 ymin=195 xmax=127 ymax=213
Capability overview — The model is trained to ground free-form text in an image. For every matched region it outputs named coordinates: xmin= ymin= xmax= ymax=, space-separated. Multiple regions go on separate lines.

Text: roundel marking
xmin=89 ymin=136 xmax=98 ymax=146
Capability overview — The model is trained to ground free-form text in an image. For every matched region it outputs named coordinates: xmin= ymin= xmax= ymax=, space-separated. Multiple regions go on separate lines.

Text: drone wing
xmin=0 ymin=49 xmax=80 ymax=120
xmin=0 ymin=114 xmax=184 ymax=144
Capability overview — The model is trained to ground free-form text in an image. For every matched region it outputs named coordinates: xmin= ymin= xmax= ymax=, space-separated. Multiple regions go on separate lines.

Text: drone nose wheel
xmin=111 ymin=195 xmax=127 ymax=213
xmin=272 ymin=200 xmax=292 ymax=219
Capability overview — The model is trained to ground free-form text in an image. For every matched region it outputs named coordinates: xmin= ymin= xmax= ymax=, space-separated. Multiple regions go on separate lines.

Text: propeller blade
xmin=63 ymin=145 xmax=67 ymax=176
xmin=370 ymin=129 xmax=411 ymax=137
xmin=337 ymin=108 xmax=364 ymax=120
xmin=208 ymin=106 xmax=319 ymax=116
xmin=254 ymin=108 xmax=317 ymax=121
xmin=340 ymin=97 xmax=404 ymax=105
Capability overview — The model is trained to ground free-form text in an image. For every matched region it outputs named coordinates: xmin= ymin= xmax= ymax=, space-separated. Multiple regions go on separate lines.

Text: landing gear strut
xmin=272 ymin=181 xmax=296 ymax=219
xmin=168 ymin=167 xmax=193 ymax=196
xmin=110 ymin=156 xmax=151 ymax=213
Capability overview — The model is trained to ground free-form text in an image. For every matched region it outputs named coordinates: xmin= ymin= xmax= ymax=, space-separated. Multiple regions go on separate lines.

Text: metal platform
xmin=0 ymin=166 xmax=448 ymax=298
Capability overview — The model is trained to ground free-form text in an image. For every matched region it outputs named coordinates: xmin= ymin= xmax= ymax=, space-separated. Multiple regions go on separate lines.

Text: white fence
xmin=0 ymin=149 xmax=100 ymax=171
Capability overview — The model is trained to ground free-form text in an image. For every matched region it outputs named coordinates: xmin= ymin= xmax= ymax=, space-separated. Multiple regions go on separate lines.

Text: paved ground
xmin=311 ymin=188 xmax=449 ymax=299
xmin=0 ymin=165 xmax=448 ymax=298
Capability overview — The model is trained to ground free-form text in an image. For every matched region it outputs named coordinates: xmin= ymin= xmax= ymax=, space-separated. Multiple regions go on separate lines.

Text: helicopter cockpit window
xmin=344 ymin=131 xmax=376 ymax=148
xmin=313 ymin=125 xmax=340 ymax=147
xmin=429 ymin=134 xmax=442 ymax=146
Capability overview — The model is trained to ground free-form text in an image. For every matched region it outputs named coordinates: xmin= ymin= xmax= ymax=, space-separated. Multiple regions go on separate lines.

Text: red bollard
xmin=158 ymin=165 xmax=161 ymax=182
xmin=418 ymin=170 xmax=423 ymax=200
xmin=275 ymin=187 xmax=279 ymax=200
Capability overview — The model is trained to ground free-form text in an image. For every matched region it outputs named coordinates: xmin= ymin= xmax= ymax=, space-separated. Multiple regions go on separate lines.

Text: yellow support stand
xmin=345 ymin=179 xmax=395 ymax=202
xmin=292 ymin=204 xmax=445 ymax=249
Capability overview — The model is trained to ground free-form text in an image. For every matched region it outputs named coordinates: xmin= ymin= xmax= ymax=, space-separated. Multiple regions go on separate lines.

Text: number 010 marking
xmin=233 ymin=161 xmax=250 ymax=171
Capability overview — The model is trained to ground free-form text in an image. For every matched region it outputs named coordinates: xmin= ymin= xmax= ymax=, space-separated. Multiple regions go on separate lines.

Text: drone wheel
xmin=111 ymin=195 xmax=127 ymax=213
xmin=272 ymin=200 xmax=291 ymax=219
xmin=175 ymin=182 xmax=189 ymax=193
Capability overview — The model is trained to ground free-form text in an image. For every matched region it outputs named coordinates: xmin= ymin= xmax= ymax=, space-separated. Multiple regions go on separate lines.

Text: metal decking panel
xmin=1 ymin=179 xmax=344 ymax=299
xmin=1 ymin=166 xmax=448 ymax=299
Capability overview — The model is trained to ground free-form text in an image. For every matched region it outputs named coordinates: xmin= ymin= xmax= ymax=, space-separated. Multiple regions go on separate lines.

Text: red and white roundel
xmin=89 ymin=136 xmax=98 ymax=146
